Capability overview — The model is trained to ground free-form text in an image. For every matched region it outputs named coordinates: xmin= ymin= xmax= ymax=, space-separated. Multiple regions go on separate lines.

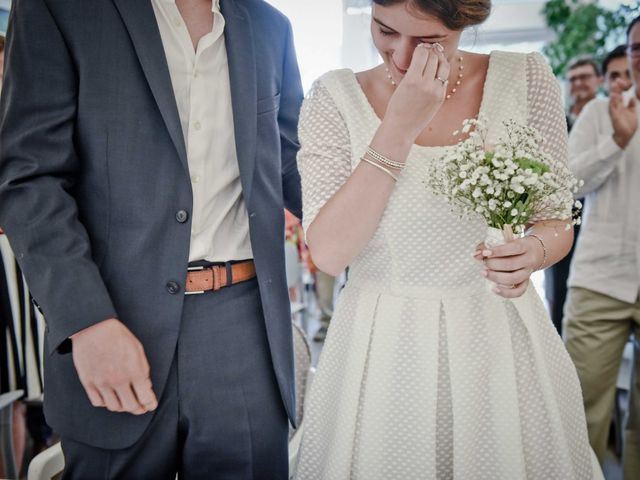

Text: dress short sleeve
xmin=526 ymin=52 xmax=573 ymax=221
xmin=297 ymin=79 xmax=353 ymax=233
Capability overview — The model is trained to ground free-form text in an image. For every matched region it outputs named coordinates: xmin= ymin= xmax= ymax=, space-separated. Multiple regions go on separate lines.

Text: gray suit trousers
xmin=61 ymin=278 xmax=288 ymax=479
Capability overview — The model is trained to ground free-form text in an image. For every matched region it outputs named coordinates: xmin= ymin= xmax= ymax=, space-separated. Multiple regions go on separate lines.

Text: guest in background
xmin=564 ymin=16 xmax=640 ymax=478
xmin=602 ymin=44 xmax=633 ymax=94
xmin=566 ymin=56 xmax=602 ymax=130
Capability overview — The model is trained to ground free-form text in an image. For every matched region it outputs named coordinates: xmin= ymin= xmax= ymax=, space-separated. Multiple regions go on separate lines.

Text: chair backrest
xmin=290 ymin=322 xmax=311 ymax=438
xmin=27 ymin=442 xmax=64 ymax=480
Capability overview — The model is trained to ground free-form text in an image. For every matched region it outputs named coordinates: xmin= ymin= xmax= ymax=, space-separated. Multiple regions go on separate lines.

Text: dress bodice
xmin=298 ymin=51 xmax=570 ymax=292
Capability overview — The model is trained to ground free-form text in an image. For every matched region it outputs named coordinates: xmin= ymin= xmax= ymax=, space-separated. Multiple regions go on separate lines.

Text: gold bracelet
xmin=361 ymin=156 xmax=398 ymax=182
xmin=365 ymin=146 xmax=406 ymax=170
xmin=527 ymin=233 xmax=547 ymax=271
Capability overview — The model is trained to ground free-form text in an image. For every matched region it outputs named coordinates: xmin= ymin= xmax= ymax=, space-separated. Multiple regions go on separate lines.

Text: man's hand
xmin=71 ymin=318 xmax=158 ymax=415
xmin=610 ymin=80 xmax=637 ymax=150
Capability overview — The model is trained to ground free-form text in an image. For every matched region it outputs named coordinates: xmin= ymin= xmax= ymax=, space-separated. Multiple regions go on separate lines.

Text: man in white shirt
xmin=603 ymin=44 xmax=633 ymax=94
xmin=566 ymin=57 xmax=603 ymax=130
xmin=0 ymin=0 xmax=303 ymax=478
xmin=564 ymin=16 xmax=640 ymax=478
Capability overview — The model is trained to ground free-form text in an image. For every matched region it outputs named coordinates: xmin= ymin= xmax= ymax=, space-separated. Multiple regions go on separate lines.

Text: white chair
xmin=288 ymin=321 xmax=315 ymax=478
xmin=27 ymin=441 xmax=63 ymax=480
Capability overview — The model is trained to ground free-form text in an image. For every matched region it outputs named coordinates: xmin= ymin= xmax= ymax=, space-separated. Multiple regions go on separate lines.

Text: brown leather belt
xmin=185 ymin=260 xmax=256 ymax=294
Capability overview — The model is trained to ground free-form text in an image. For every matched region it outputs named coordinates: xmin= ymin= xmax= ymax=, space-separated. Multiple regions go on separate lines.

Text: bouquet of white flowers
xmin=425 ymin=115 xmax=582 ymax=248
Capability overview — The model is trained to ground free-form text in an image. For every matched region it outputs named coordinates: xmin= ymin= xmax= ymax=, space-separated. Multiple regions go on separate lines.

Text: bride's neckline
xmin=349 ymin=51 xmax=497 ymax=150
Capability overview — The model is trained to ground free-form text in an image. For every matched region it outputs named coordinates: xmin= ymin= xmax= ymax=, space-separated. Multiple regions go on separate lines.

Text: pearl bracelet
xmin=365 ymin=146 xmax=406 ymax=171
xmin=527 ymin=233 xmax=547 ymax=271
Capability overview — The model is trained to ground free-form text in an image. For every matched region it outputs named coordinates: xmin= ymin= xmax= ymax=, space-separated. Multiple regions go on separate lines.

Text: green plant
xmin=542 ymin=0 xmax=639 ymax=76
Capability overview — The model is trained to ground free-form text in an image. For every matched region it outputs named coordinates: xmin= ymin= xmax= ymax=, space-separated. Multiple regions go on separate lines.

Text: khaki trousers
xmin=564 ymin=287 xmax=640 ymax=478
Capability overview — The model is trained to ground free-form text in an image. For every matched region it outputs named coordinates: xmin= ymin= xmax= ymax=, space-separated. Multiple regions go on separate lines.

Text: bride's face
xmin=371 ymin=3 xmax=462 ymax=82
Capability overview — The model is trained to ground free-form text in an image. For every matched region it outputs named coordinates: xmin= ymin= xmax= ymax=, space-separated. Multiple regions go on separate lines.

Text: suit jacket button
xmin=166 ymin=281 xmax=180 ymax=294
xmin=176 ymin=210 xmax=189 ymax=223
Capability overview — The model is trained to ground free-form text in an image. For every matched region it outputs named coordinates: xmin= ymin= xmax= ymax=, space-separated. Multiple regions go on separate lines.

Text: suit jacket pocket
xmin=257 ymin=93 xmax=280 ymax=115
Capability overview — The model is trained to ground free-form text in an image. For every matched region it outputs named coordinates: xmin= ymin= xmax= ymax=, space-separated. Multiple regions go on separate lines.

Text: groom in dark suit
xmin=0 ymin=0 xmax=303 ymax=478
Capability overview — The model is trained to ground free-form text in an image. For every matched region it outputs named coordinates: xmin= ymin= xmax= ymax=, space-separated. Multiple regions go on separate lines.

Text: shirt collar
xmin=160 ymin=0 xmax=220 ymax=12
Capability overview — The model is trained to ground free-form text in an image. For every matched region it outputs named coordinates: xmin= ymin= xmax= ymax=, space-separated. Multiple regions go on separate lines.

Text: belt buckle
xmin=185 ymin=266 xmax=205 ymax=295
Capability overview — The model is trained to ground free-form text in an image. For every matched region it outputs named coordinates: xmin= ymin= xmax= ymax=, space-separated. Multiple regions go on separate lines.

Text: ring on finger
xmin=436 ymin=76 xmax=448 ymax=85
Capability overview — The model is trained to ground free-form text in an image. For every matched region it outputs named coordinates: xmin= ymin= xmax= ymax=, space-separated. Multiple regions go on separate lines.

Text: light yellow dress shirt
xmin=151 ymin=0 xmax=253 ymax=263
xmin=568 ymin=88 xmax=640 ymax=303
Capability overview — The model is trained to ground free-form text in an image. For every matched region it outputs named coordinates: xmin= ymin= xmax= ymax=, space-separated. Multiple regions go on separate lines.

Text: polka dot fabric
xmin=294 ymin=52 xmax=602 ymax=479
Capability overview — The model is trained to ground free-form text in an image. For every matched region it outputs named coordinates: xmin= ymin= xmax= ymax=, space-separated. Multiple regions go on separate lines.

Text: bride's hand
xmin=473 ymin=237 xmax=545 ymax=298
xmin=384 ymin=43 xmax=450 ymax=142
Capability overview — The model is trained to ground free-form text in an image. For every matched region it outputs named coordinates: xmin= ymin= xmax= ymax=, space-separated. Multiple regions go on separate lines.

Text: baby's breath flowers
xmin=426 ymin=115 xmax=583 ymax=237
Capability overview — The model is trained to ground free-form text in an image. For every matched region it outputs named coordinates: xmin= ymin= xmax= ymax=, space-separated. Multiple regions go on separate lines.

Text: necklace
xmin=385 ymin=54 xmax=464 ymax=100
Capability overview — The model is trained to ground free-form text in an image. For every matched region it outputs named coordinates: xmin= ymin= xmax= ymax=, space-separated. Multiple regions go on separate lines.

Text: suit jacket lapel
xmin=112 ymin=0 xmax=189 ymax=174
xmin=221 ymin=0 xmax=257 ymax=205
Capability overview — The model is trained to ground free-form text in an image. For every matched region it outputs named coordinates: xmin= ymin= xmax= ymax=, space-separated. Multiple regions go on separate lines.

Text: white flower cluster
xmin=426 ymin=115 xmax=583 ymax=233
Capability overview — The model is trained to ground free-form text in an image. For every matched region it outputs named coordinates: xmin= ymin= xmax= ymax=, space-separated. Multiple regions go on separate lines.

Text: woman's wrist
xmin=374 ymin=118 xmax=417 ymax=156
xmin=524 ymin=234 xmax=547 ymax=271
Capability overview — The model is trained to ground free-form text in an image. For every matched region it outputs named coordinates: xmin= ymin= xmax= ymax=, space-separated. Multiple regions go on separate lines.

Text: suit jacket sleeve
xmin=278 ymin=19 xmax=303 ymax=220
xmin=0 ymin=0 xmax=118 ymax=354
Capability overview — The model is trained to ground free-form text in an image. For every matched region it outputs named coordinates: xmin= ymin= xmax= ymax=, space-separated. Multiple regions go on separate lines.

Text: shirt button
xmin=191 ymin=174 xmax=200 ymax=183
xmin=173 ymin=18 xmax=182 ymax=27
xmin=176 ymin=210 xmax=189 ymax=223
xmin=193 ymin=121 xmax=202 ymax=131
xmin=166 ymin=281 xmax=180 ymax=294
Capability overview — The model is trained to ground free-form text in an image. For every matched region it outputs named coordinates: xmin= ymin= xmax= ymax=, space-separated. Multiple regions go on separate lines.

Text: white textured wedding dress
xmin=294 ymin=51 xmax=603 ymax=480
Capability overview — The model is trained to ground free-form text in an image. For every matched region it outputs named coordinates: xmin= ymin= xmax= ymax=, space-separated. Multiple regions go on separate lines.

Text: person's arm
xmin=302 ymin=44 xmax=450 ymax=276
xmin=481 ymin=52 xmax=574 ymax=298
xmin=568 ymin=102 xmax=625 ymax=197
xmin=0 ymin=0 xmax=155 ymax=415
xmin=279 ymin=19 xmax=304 ymax=220
xmin=0 ymin=0 xmax=116 ymax=351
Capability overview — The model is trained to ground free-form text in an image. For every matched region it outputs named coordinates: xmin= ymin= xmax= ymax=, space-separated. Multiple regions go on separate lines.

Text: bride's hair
xmin=372 ymin=0 xmax=491 ymax=31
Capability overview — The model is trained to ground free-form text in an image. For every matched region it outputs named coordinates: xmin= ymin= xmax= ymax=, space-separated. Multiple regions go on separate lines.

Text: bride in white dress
xmin=294 ymin=1 xmax=603 ymax=479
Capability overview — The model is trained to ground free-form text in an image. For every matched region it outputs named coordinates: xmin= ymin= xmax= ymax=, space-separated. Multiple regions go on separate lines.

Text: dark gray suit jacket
xmin=0 ymin=0 xmax=303 ymax=449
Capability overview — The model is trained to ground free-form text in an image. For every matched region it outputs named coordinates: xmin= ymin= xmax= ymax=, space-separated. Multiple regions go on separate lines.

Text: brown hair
xmin=372 ymin=0 xmax=491 ymax=31
xmin=0 ymin=36 xmax=4 ymax=52
xmin=566 ymin=56 xmax=600 ymax=77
